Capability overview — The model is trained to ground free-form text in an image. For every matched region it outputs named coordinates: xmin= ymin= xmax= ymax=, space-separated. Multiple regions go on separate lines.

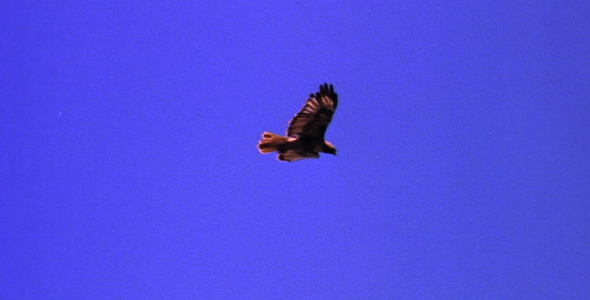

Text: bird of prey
xmin=257 ymin=83 xmax=338 ymax=162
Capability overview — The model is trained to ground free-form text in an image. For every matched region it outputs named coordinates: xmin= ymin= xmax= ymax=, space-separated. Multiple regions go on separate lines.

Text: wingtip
xmin=319 ymin=83 xmax=334 ymax=94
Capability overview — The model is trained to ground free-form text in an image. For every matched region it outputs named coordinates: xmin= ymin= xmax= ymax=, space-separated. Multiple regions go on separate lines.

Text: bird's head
xmin=323 ymin=141 xmax=337 ymax=155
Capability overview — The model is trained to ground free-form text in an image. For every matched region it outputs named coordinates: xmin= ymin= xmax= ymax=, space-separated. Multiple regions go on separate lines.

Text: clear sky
xmin=2 ymin=1 xmax=589 ymax=299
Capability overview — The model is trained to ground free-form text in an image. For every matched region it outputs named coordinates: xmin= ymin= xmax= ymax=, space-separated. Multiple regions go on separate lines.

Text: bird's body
xmin=257 ymin=83 xmax=338 ymax=162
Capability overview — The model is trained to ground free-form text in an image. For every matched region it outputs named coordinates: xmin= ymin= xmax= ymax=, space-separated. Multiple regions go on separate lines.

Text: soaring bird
xmin=257 ymin=83 xmax=338 ymax=162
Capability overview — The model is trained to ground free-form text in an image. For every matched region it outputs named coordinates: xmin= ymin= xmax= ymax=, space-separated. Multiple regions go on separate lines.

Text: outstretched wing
xmin=287 ymin=83 xmax=338 ymax=138
xmin=278 ymin=149 xmax=320 ymax=162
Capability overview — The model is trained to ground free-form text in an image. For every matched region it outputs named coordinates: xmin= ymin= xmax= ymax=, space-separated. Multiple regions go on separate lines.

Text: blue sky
xmin=2 ymin=1 xmax=589 ymax=299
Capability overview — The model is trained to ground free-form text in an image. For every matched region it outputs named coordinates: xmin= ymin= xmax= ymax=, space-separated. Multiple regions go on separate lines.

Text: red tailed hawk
xmin=257 ymin=83 xmax=338 ymax=162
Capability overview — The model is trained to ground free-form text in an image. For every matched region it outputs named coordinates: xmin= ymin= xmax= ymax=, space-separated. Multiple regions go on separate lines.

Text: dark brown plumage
xmin=257 ymin=83 xmax=338 ymax=162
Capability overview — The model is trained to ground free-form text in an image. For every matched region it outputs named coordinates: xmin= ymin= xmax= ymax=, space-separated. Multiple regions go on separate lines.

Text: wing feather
xmin=278 ymin=149 xmax=319 ymax=162
xmin=287 ymin=83 xmax=338 ymax=138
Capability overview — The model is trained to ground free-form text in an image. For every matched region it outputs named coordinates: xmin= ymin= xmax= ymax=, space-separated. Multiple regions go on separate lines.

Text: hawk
xmin=257 ymin=83 xmax=338 ymax=162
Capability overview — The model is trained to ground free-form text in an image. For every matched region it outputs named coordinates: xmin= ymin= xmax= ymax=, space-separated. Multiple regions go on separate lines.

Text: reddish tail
xmin=257 ymin=132 xmax=288 ymax=154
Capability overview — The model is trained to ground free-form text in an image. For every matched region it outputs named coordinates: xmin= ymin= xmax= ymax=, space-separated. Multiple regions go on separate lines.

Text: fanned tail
xmin=257 ymin=132 xmax=288 ymax=154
